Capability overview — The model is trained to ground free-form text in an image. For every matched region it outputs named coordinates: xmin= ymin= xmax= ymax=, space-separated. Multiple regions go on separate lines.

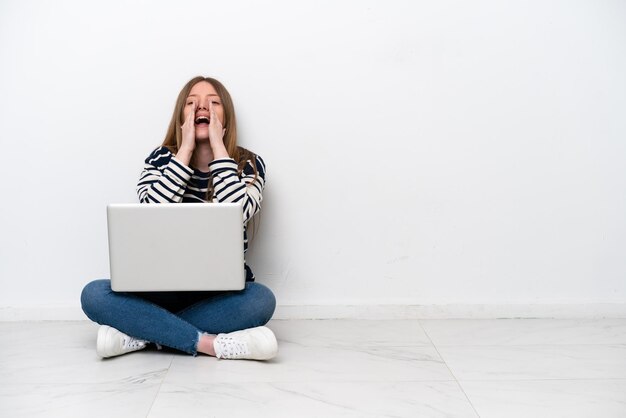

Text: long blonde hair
xmin=161 ymin=76 xmax=259 ymax=202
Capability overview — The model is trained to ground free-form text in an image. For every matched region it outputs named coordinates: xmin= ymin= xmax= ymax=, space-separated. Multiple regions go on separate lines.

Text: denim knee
xmin=248 ymin=282 xmax=276 ymax=325
xmin=80 ymin=279 xmax=111 ymax=321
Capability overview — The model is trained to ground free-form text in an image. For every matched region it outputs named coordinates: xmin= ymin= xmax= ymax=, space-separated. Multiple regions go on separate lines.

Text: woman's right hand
xmin=180 ymin=101 xmax=196 ymax=153
xmin=175 ymin=102 xmax=196 ymax=166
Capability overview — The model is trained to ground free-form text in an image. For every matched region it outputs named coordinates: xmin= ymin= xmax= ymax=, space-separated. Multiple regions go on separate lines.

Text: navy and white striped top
xmin=135 ymin=146 xmax=266 ymax=281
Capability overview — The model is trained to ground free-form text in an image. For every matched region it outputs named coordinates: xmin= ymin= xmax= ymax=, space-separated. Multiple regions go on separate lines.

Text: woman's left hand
xmin=208 ymin=101 xmax=229 ymax=159
xmin=208 ymin=101 xmax=225 ymax=144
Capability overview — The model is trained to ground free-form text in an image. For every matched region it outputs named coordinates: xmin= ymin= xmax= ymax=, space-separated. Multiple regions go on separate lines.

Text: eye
xmin=211 ymin=101 xmax=221 ymax=105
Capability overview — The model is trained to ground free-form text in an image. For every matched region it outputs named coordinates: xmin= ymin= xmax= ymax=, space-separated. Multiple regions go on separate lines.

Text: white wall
xmin=1 ymin=0 xmax=625 ymax=318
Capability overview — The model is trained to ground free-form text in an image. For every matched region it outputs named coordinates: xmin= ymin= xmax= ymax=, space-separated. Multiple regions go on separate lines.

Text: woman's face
xmin=183 ymin=81 xmax=225 ymax=141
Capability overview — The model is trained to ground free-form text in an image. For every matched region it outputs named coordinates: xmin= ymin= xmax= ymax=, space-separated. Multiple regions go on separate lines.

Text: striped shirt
xmin=136 ymin=146 xmax=266 ymax=281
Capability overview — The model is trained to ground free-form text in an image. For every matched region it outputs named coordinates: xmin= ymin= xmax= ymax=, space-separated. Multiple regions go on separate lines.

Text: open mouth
xmin=194 ymin=116 xmax=210 ymax=126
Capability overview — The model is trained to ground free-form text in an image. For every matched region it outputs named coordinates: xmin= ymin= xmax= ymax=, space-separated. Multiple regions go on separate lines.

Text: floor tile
xmin=459 ymin=379 xmax=626 ymax=418
xmin=164 ymin=341 xmax=455 ymax=384
xmin=437 ymin=344 xmax=626 ymax=380
xmin=420 ymin=319 xmax=626 ymax=346
xmin=0 ymin=321 xmax=173 ymax=384
xmin=0 ymin=378 xmax=163 ymax=418
xmin=148 ymin=381 xmax=479 ymax=418
xmin=268 ymin=319 xmax=433 ymax=347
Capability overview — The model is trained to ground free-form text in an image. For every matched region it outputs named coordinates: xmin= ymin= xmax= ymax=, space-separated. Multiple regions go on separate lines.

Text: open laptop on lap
xmin=107 ymin=203 xmax=245 ymax=292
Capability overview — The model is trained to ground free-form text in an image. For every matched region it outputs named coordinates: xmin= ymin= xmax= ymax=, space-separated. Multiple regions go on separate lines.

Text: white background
xmin=1 ymin=0 xmax=625 ymax=316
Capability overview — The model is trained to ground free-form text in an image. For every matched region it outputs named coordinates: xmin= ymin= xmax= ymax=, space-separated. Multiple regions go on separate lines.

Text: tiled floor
xmin=1 ymin=319 xmax=626 ymax=417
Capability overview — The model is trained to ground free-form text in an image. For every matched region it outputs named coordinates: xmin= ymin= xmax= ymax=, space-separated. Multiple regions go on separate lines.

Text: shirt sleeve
xmin=136 ymin=147 xmax=194 ymax=203
xmin=208 ymin=154 xmax=266 ymax=223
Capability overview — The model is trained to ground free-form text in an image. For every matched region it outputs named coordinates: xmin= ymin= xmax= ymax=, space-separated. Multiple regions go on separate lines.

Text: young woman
xmin=80 ymin=76 xmax=277 ymax=360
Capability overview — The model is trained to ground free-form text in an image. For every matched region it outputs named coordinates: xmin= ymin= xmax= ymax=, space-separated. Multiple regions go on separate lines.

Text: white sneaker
xmin=97 ymin=325 xmax=148 ymax=358
xmin=213 ymin=326 xmax=278 ymax=360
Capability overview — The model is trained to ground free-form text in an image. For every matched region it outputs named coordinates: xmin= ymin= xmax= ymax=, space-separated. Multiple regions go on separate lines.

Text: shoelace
xmin=122 ymin=336 xmax=147 ymax=350
xmin=216 ymin=337 xmax=249 ymax=359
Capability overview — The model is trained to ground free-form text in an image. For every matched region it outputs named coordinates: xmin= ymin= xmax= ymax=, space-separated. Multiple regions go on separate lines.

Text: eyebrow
xmin=187 ymin=94 xmax=219 ymax=97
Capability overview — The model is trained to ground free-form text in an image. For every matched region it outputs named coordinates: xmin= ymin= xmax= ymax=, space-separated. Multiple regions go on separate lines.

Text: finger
xmin=190 ymin=102 xmax=196 ymax=122
xmin=185 ymin=102 xmax=195 ymax=126
xmin=183 ymin=104 xmax=190 ymax=126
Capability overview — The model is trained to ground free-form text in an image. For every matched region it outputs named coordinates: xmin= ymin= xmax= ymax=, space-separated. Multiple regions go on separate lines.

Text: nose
xmin=197 ymin=98 xmax=209 ymax=110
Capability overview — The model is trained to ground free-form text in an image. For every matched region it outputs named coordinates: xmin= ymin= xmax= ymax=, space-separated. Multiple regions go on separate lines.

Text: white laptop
xmin=107 ymin=203 xmax=245 ymax=292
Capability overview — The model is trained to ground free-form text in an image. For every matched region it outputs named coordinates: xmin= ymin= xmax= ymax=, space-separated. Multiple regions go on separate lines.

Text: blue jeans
xmin=80 ymin=279 xmax=276 ymax=355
